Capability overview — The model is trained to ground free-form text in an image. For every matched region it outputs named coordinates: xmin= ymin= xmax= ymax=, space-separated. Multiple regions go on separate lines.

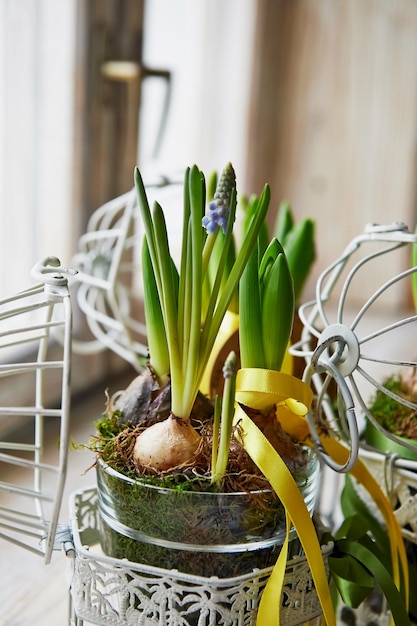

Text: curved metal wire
xmin=292 ymin=222 xmax=417 ymax=472
xmin=71 ymin=175 xmax=183 ymax=371
xmin=0 ymin=258 xmax=74 ymax=563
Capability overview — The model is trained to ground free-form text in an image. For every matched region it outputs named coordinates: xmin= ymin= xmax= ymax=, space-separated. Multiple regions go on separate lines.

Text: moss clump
xmin=369 ymin=375 xmax=417 ymax=440
xmin=95 ymin=410 xmax=126 ymax=440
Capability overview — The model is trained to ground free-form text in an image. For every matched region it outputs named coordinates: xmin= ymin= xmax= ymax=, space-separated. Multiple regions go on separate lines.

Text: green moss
xmin=94 ymin=410 xmax=126 ymax=440
xmin=369 ymin=376 xmax=417 ymax=435
xmin=96 ymin=457 xmax=290 ymax=576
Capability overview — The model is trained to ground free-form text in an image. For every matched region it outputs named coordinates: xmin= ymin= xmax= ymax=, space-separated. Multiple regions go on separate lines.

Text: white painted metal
xmin=292 ymin=222 xmax=417 ymax=472
xmin=72 ymin=175 xmax=184 ymax=370
xmin=67 ymin=486 xmax=331 ymax=626
xmin=0 ymin=257 xmax=75 ymax=563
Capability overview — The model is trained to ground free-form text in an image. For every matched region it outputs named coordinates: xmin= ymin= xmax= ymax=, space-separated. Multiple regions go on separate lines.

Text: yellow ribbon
xmin=235 ymin=368 xmax=336 ymax=626
xmin=277 ymin=404 xmax=409 ymax=621
xmin=202 ymin=318 xmax=408 ymax=624
xmin=235 ymin=367 xmax=409 ymax=626
xmin=200 ymin=312 xmax=294 ymax=397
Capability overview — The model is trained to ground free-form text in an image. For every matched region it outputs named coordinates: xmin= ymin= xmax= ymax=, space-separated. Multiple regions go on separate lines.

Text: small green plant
xmin=133 ymin=163 xmax=271 ymax=470
xmin=135 ymin=163 xmax=269 ymax=419
xmin=368 ymin=375 xmax=417 ymax=439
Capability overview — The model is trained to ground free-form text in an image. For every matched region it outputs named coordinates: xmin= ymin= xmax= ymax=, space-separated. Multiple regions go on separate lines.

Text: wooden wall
xmin=246 ymin=0 xmax=417 ymax=308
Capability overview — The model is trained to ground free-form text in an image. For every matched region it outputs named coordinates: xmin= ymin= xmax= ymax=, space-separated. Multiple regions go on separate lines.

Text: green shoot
xmin=211 ymin=351 xmax=237 ymax=486
xmin=239 ymin=237 xmax=294 ymax=371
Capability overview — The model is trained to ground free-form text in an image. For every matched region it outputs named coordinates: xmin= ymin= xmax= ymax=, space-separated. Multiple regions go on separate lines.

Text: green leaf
xmin=274 ymin=200 xmax=294 ymax=244
xmin=151 ymin=201 xmax=182 ymax=408
xmin=340 ymin=475 xmax=390 ymax=556
xmin=239 ymin=244 xmax=265 ymax=368
xmin=261 ymin=245 xmax=294 ymax=371
xmin=178 ymin=167 xmax=192 ymax=355
xmin=135 ymin=167 xmax=161 ymax=293
xmin=203 ymin=228 xmax=238 ymax=317
xmin=283 ymin=218 xmax=316 ymax=304
xmin=181 ymin=166 xmax=205 ymax=417
xmin=207 ymin=170 xmax=218 ymax=201
xmin=335 ymin=539 xmax=411 ymax=625
xmin=243 ymin=194 xmax=269 ymax=258
xmin=141 ymin=238 xmax=169 ymax=380
xmin=329 ymin=553 xmax=375 ymax=608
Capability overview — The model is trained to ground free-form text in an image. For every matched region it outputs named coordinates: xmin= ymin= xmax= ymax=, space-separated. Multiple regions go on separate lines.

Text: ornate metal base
xmin=67 ymin=487 xmax=332 ymax=626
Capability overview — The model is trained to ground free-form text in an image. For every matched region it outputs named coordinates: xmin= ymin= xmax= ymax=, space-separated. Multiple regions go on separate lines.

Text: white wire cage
xmin=291 ymin=221 xmax=417 ymax=472
xmin=72 ymin=174 xmax=184 ymax=371
xmin=0 ymin=256 xmax=75 ymax=564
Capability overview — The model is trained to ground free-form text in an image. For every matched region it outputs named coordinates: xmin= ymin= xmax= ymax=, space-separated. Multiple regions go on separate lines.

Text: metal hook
xmin=31 ymin=257 xmax=78 ymax=302
xmin=303 ymin=326 xmax=360 ymax=472
xmin=31 ymin=257 xmax=78 ymax=286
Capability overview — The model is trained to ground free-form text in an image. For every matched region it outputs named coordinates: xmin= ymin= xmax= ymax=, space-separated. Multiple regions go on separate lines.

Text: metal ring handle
xmin=303 ymin=330 xmax=360 ymax=472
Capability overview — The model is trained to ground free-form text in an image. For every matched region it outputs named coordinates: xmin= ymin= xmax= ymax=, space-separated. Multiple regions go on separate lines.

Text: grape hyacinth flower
xmin=203 ymin=162 xmax=236 ymax=234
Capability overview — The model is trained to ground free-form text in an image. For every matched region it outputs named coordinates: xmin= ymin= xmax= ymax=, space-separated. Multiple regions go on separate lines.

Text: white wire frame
xmin=72 ymin=188 xmax=148 ymax=370
xmin=291 ymin=222 xmax=417 ymax=472
xmin=0 ymin=259 xmax=73 ymax=563
xmin=72 ymin=175 xmax=184 ymax=371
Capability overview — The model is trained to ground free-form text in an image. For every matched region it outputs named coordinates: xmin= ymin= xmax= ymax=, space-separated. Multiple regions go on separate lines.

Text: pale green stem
xmin=211 ymin=395 xmax=221 ymax=480
xmin=211 ymin=352 xmax=237 ymax=486
xmin=202 ymin=191 xmax=236 ymax=327
xmin=202 ymin=229 xmax=219 ymax=277
xmin=180 ymin=167 xmax=204 ymax=418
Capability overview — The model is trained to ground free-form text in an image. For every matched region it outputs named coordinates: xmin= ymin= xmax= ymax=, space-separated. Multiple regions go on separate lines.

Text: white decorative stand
xmin=68 ymin=487 xmax=332 ymax=626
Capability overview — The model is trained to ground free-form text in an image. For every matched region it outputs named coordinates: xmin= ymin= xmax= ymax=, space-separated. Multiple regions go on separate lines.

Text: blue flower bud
xmin=202 ymin=163 xmax=236 ymax=235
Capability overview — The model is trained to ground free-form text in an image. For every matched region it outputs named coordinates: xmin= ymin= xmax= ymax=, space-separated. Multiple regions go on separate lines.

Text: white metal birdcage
xmin=72 ymin=174 xmax=184 ymax=371
xmin=0 ymin=256 xmax=76 ymax=564
xmin=291 ymin=221 xmax=417 ymax=545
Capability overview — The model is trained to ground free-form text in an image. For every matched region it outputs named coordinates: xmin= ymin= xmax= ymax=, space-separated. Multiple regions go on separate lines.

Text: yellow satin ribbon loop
xmin=234 ymin=404 xmax=336 ymax=626
xmin=236 ymin=367 xmax=313 ymax=411
xmin=278 ymin=409 xmax=409 ymax=615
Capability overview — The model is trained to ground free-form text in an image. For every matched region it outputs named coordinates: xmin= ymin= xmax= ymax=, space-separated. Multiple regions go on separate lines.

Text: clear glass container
xmin=96 ymin=446 xmax=320 ymax=577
